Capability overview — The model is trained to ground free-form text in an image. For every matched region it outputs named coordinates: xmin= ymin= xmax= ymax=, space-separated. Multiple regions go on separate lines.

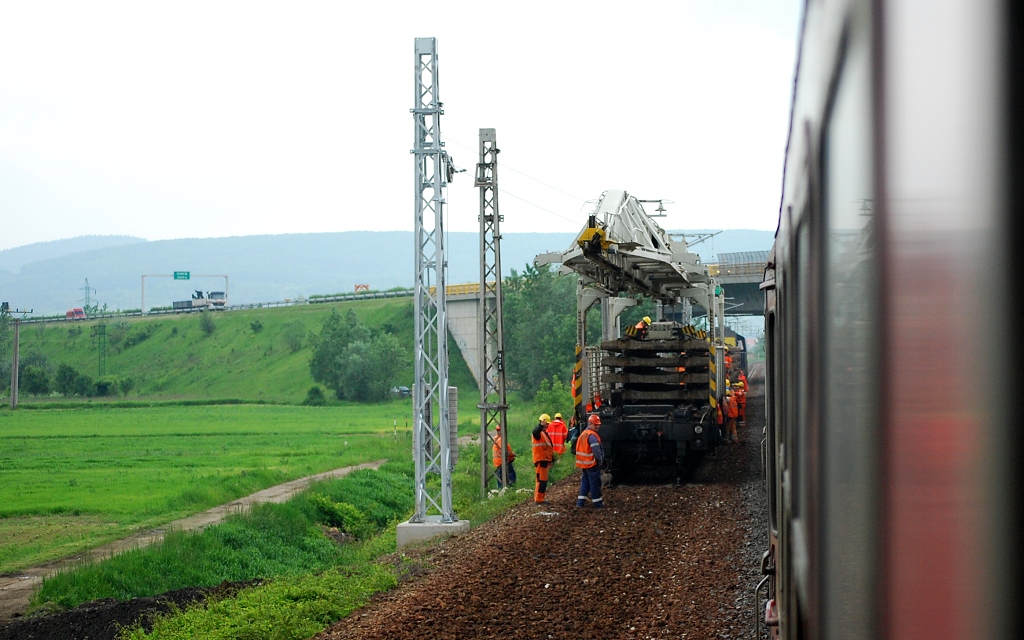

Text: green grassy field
xmin=0 ymin=403 xmax=416 ymax=573
xmin=0 ymin=392 xmax=553 ymax=576
xmin=8 ymin=298 xmax=477 ymax=404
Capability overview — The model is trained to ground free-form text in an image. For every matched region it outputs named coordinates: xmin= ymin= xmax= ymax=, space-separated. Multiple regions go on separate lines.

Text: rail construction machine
xmin=537 ymin=189 xmax=727 ymax=480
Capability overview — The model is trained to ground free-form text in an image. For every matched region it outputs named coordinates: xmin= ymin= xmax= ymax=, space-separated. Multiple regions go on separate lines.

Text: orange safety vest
xmin=725 ymin=396 xmax=739 ymax=419
xmin=547 ymin=419 xmax=568 ymax=454
xmin=575 ymin=428 xmax=601 ymax=469
xmin=492 ymin=435 xmax=515 ymax=467
xmin=532 ymin=429 xmax=554 ymax=463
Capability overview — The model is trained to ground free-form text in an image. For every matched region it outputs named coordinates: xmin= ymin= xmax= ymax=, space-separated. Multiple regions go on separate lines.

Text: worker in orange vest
xmin=575 ymin=414 xmax=605 ymax=508
xmin=547 ymin=412 xmax=568 ymax=455
xmin=735 ymin=380 xmax=747 ymax=427
xmin=724 ymin=346 xmax=733 ymax=378
xmin=635 ymin=316 xmax=651 ymax=339
xmin=532 ymin=414 xmax=555 ymax=503
xmin=724 ymin=390 xmax=739 ymax=444
xmin=492 ymin=425 xmax=517 ymax=488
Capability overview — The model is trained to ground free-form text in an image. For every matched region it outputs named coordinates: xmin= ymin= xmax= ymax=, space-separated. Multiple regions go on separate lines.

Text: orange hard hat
xmin=588 ymin=414 xmax=601 ymax=425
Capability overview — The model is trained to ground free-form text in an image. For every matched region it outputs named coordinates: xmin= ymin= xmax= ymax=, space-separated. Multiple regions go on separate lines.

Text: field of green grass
xmin=8 ymin=297 xmax=477 ymax=404
xmin=0 ymin=403 xmax=416 ymax=573
xmin=31 ymin=403 xmax=575 ymax=639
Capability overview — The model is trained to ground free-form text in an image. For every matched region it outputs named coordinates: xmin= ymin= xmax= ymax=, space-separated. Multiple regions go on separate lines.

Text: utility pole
xmin=475 ymin=128 xmax=510 ymax=497
xmin=6 ymin=306 xmax=32 ymax=409
xmin=396 ymin=37 xmax=468 ymax=550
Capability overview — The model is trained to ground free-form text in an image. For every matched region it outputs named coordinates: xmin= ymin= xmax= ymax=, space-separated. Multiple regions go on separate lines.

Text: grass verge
xmin=34 ymin=464 xmax=415 ymax=610
xmin=35 ymin=403 xmax=576 ymax=639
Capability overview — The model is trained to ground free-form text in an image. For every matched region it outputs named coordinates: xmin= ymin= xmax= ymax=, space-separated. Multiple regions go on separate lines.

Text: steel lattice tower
xmin=474 ymin=128 xmax=509 ymax=497
xmin=410 ymin=37 xmax=455 ymax=523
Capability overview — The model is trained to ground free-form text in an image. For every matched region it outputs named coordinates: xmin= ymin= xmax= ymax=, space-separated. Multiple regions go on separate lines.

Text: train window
xmin=821 ymin=25 xmax=877 ymax=640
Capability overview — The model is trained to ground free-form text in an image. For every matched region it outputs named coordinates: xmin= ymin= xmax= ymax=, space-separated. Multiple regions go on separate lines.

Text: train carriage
xmin=761 ymin=0 xmax=1024 ymax=638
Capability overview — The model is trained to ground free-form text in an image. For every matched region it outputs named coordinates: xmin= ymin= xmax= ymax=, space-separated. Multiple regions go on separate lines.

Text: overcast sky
xmin=0 ymin=1 xmax=800 ymax=252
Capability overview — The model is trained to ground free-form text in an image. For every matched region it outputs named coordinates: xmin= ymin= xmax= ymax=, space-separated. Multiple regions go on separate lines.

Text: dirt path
xmin=316 ymin=387 xmax=768 ymax=640
xmin=0 ymin=459 xmax=386 ymax=621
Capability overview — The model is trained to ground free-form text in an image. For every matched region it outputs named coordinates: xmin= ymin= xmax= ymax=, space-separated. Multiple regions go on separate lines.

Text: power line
xmin=442 ymin=135 xmax=589 ymax=203
xmin=498 ymin=188 xmax=581 ymax=225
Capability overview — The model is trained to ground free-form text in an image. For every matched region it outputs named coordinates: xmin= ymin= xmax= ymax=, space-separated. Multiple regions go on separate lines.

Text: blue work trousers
xmin=576 ymin=467 xmax=603 ymax=507
xmin=494 ymin=463 xmax=517 ymax=489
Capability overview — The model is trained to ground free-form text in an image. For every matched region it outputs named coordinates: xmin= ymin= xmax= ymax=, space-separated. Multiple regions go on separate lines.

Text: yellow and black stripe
xmin=709 ymin=344 xmax=717 ymax=410
xmin=682 ymin=325 xmax=707 ymax=339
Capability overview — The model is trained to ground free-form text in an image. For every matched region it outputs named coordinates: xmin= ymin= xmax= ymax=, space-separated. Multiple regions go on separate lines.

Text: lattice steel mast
xmin=410 ymin=37 xmax=455 ymax=523
xmin=475 ymin=128 xmax=509 ymax=497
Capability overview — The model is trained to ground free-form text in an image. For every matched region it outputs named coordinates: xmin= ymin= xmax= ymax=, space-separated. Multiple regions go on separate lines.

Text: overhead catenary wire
xmin=442 ymin=135 xmax=590 ymax=206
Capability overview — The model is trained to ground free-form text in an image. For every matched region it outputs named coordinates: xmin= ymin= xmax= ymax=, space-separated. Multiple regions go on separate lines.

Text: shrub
xmin=307 ymin=494 xmax=373 ymax=539
xmin=107 ymin=321 xmax=130 ymax=346
xmin=19 ymin=365 xmax=50 ymax=395
xmin=54 ymin=364 xmax=80 ymax=396
xmin=54 ymin=364 xmax=95 ymax=397
xmin=74 ymin=372 xmax=95 ymax=397
xmin=118 ymin=377 xmax=136 ymax=395
xmin=534 ymin=377 xmax=573 ymax=421
xmin=250 ymin=319 xmax=264 ymax=334
xmin=281 ymin=320 xmax=305 ymax=353
xmin=199 ymin=312 xmax=216 ymax=336
xmin=122 ymin=325 xmax=155 ymax=349
xmin=93 ymin=379 xmax=116 ymax=397
xmin=303 ymin=386 xmax=326 ymax=406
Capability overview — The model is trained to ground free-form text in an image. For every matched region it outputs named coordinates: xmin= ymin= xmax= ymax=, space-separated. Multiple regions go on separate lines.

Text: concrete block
xmin=396 ymin=516 xmax=471 ymax=550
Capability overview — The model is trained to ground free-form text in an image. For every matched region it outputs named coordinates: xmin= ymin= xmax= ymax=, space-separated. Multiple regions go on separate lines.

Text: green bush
xmin=281 ymin=320 xmax=305 ymax=353
xmin=250 ymin=318 xmax=264 ymax=334
xmin=93 ymin=379 xmax=116 ymax=397
xmin=199 ymin=312 xmax=216 ymax=336
xmin=303 ymin=386 xmax=326 ymax=406
xmin=19 ymin=365 xmax=50 ymax=395
xmin=122 ymin=325 xmax=156 ymax=349
xmin=533 ymin=377 xmax=572 ymax=421
xmin=54 ymin=363 xmax=94 ymax=397
xmin=307 ymin=494 xmax=373 ymax=539
xmin=118 ymin=377 xmax=136 ymax=395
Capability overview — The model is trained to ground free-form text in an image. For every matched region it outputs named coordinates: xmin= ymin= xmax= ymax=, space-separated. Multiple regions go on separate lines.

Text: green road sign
xmin=174 ymin=271 xmax=190 ymax=280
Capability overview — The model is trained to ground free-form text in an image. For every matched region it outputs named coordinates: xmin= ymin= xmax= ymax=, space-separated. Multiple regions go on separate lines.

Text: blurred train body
xmin=760 ymin=0 xmax=1021 ymax=638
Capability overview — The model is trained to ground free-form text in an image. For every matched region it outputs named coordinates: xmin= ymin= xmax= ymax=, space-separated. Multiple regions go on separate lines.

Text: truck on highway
xmin=173 ymin=290 xmax=227 ymax=312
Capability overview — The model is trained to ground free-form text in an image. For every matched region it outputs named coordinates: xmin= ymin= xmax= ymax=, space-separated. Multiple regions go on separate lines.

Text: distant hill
xmin=0 ymin=235 xmax=145 ymax=274
xmin=0 ymin=230 xmax=774 ymax=315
